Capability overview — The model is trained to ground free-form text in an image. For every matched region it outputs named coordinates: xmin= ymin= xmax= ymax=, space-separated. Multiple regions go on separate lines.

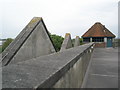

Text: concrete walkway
xmin=82 ymin=48 xmax=118 ymax=88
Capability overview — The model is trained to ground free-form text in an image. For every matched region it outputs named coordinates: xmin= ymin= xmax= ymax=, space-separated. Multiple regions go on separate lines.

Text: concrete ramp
xmin=1 ymin=17 xmax=56 ymax=66
xmin=60 ymin=33 xmax=72 ymax=51
xmin=74 ymin=36 xmax=80 ymax=47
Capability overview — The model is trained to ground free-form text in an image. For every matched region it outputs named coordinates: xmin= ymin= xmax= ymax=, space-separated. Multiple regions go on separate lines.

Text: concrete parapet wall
xmin=2 ymin=43 xmax=94 ymax=89
xmin=113 ymin=41 xmax=119 ymax=48
xmin=53 ymin=43 xmax=94 ymax=88
xmin=94 ymin=42 xmax=106 ymax=48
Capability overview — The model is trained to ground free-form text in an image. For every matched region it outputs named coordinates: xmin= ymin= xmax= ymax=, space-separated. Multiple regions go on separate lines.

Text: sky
xmin=0 ymin=0 xmax=119 ymax=39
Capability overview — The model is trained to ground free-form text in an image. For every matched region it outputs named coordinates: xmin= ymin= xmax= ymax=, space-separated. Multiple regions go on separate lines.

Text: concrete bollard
xmin=74 ymin=36 xmax=80 ymax=47
xmin=60 ymin=33 xmax=72 ymax=51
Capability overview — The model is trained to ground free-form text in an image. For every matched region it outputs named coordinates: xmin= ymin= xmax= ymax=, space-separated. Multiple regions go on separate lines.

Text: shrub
xmin=2 ymin=38 xmax=13 ymax=52
xmin=50 ymin=34 xmax=64 ymax=52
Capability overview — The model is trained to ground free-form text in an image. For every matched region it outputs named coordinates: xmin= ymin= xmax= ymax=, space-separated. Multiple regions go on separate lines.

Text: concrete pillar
xmin=112 ymin=38 xmax=115 ymax=42
xmin=104 ymin=37 xmax=107 ymax=42
xmin=112 ymin=38 xmax=115 ymax=47
xmin=60 ymin=33 xmax=72 ymax=51
xmin=104 ymin=37 xmax=107 ymax=47
xmin=90 ymin=38 xmax=92 ymax=42
xmin=74 ymin=36 xmax=80 ymax=47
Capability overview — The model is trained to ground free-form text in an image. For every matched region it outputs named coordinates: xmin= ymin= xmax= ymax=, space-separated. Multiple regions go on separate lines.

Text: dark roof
xmin=82 ymin=22 xmax=116 ymax=38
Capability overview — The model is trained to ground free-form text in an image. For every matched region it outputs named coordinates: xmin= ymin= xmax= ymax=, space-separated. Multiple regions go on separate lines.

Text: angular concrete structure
xmin=60 ymin=33 xmax=72 ymax=51
xmin=1 ymin=17 xmax=56 ymax=66
xmin=74 ymin=36 xmax=80 ymax=47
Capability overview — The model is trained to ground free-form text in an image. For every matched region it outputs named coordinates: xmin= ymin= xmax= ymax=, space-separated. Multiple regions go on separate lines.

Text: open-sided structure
xmin=82 ymin=22 xmax=115 ymax=47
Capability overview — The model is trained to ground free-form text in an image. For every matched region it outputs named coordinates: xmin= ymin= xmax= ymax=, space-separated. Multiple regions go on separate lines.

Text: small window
xmin=83 ymin=38 xmax=90 ymax=42
xmin=92 ymin=37 xmax=104 ymax=42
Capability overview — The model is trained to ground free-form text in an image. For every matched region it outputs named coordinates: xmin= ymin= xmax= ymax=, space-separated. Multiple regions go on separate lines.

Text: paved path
xmin=82 ymin=48 xmax=118 ymax=88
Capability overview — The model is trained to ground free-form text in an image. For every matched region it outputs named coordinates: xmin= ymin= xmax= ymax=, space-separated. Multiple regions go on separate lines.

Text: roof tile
xmin=82 ymin=22 xmax=115 ymax=37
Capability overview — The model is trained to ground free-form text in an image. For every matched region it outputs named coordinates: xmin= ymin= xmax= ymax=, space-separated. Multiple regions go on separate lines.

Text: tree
xmin=72 ymin=38 xmax=83 ymax=46
xmin=80 ymin=38 xmax=83 ymax=45
xmin=2 ymin=38 xmax=13 ymax=52
xmin=50 ymin=34 xmax=64 ymax=52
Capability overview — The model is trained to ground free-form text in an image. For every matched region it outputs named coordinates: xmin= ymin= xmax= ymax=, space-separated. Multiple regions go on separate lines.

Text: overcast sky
xmin=0 ymin=0 xmax=119 ymax=39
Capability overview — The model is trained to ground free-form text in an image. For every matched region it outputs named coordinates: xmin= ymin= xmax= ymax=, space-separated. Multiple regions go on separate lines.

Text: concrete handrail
xmin=2 ymin=43 xmax=95 ymax=89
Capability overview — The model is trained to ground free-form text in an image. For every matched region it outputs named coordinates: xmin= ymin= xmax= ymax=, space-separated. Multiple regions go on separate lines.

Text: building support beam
xmin=104 ymin=37 xmax=107 ymax=42
xmin=90 ymin=38 xmax=92 ymax=42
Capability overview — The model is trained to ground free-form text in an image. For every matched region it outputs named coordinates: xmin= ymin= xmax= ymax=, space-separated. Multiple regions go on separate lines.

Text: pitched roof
xmin=82 ymin=22 xmax=115 ymax=38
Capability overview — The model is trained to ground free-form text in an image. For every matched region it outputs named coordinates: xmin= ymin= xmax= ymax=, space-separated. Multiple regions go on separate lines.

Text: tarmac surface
xmin=82 ymin=48 xmax=118 ymax=88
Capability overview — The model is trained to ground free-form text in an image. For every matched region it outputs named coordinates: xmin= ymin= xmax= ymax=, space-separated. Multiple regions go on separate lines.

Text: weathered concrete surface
xmin=74 ymin=36 xmax=80 ymax=47
xmin=82 ymin=48 xmax=118 ymax=88
xmin=1 ymin=17 xmax=56 ymax=66
xmin=60 ymin=33 xmax=72 ymax=51
xmin=53 ymin=47 xmax=93 ymax=88
xmin=2 ymin=43 xmax=94 ymax=88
